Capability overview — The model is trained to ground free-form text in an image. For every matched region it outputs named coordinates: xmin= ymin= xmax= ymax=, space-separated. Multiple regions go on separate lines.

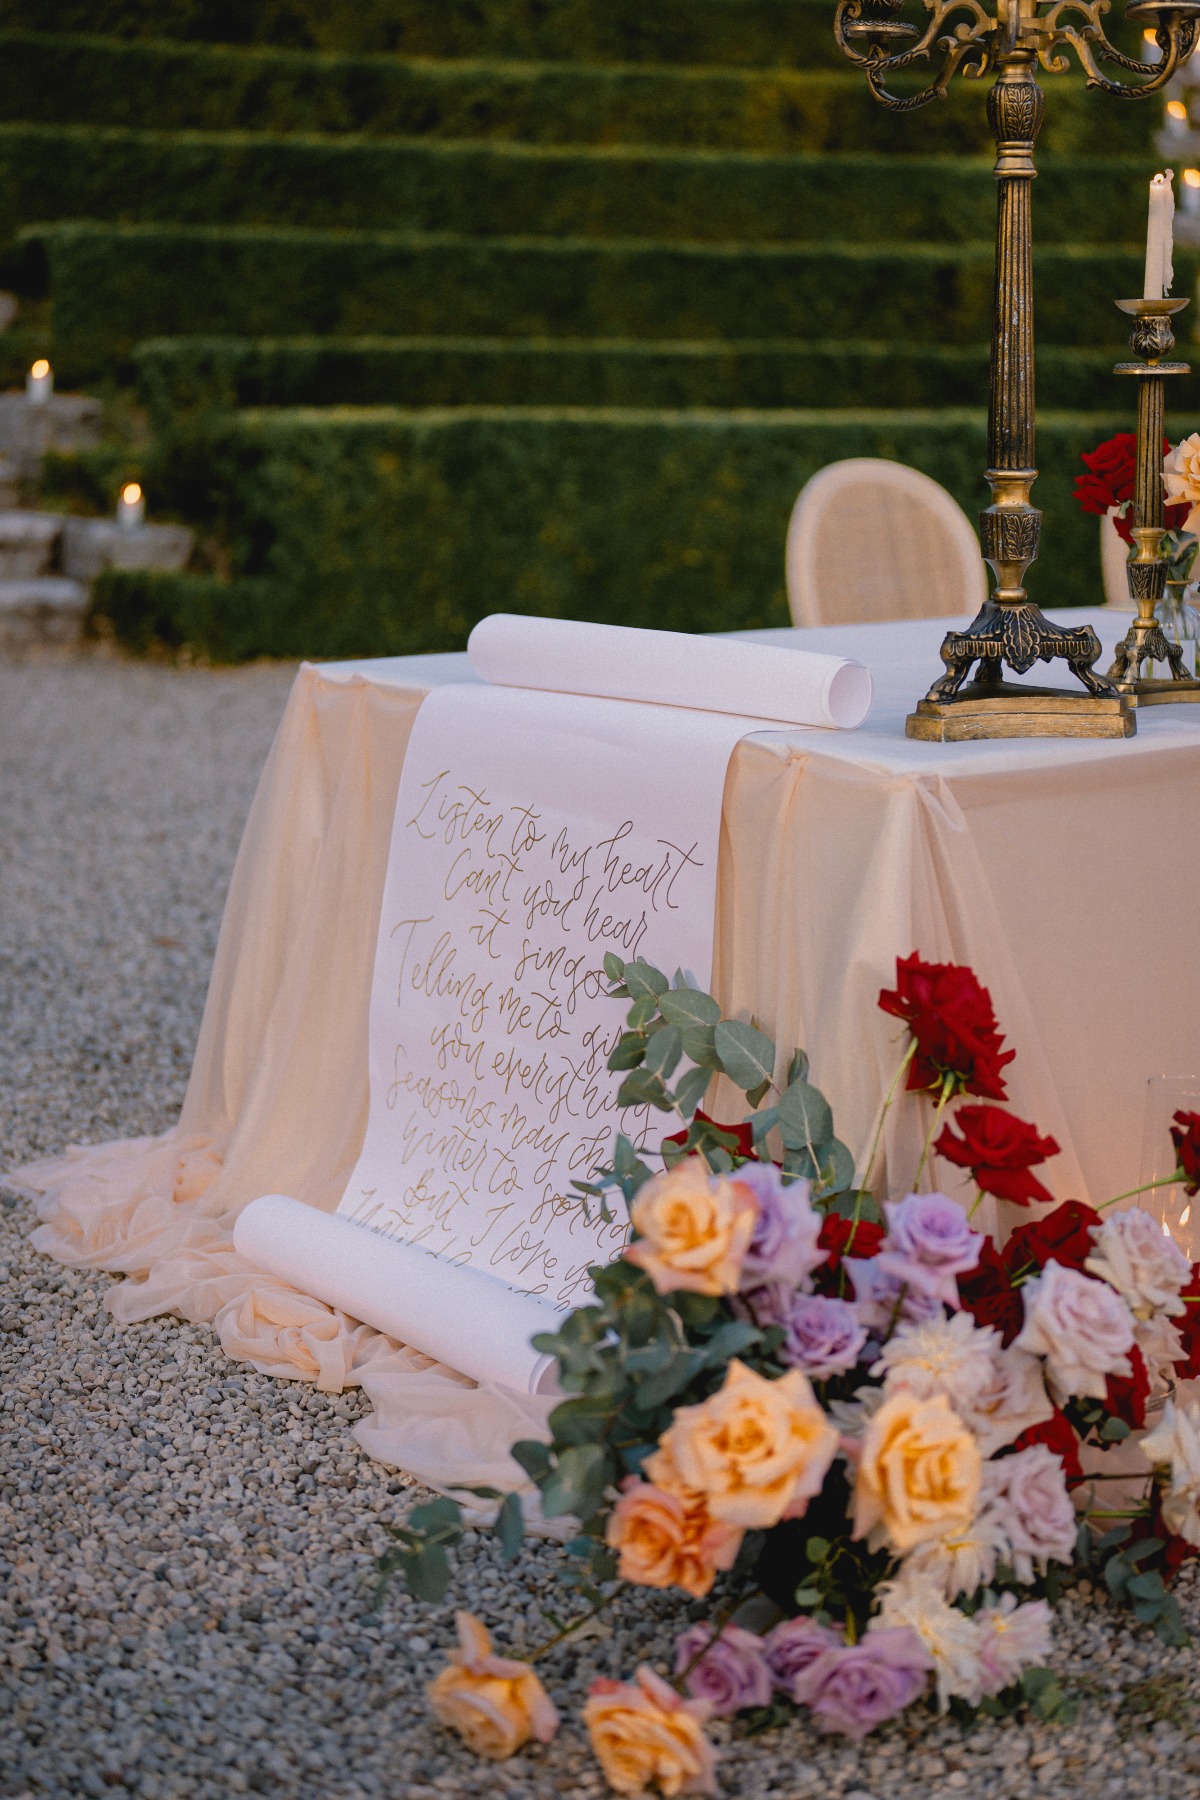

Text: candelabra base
xmin=906 ymin=683 xmax=1136 ymax=741
xmin=1107 ymin=617 xmax=1200 ymax=704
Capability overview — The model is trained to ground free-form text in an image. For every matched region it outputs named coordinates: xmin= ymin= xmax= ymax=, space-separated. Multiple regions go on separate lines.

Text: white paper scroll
xmin=233 ymin=1194 xmax=560 ymax=1393
xmin=468 ymin=613 xmax=873 ymax=730
xmin=337 ymin=680 xmax=772 ymax=1315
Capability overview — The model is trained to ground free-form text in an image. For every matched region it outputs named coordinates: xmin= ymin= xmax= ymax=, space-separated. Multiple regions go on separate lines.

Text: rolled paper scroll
xmin=467 ymin=613 xmax=873 ymax=730
xmin=234 ymin=1194 xmax=561 ymax=1395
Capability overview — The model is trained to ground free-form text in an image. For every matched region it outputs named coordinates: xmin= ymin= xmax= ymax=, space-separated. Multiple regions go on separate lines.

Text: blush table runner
xmin=15 ymin=609 xmax=1200 ymax=1495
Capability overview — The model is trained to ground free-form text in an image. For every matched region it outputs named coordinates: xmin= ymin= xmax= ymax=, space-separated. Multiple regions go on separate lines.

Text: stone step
xmin=0 ymin=575 xmax=87 ymax=648
xmin=0 ymin=507 xmax=62 ymax=578
xmin=61 ymin=518 xmax=194 ymax=581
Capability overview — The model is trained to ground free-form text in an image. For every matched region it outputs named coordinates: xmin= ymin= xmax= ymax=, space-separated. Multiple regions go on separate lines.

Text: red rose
xmin=957 ymin=1237 xmax=1025 ymax=1345
xmin=663 ymin=1111 xmax=756 ymax=1160
xmin=878 ymin=952 xmax=1015 ymax=1101
xmin=1074 ymin=434 xmax=1188 ymax=543
xmin=817 ymin=1211 xmax=885 ymax=1267
xmin=1104 ymin=1344 xmax=1149 ymax=1432
xmin=1004 ymin=1199 xmax=1101 ymax=1277
xmin=1173 ymin=1263 xmax=1200 ymax=1380
xmin=1012 ymin=1408 xmax=1084 ymax=1487
xmin=935 ymin=1105 xmax=1060 ymax=1209
xmin=1170 ymin=1109 xmax=1200 ymax=1197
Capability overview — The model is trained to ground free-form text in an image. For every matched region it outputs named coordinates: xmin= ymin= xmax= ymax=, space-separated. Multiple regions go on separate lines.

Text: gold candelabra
xmin=1107 ymin=297 xmax=1200 ymax=700
xmin=833 ymin=0 xmax=1200 ymax=741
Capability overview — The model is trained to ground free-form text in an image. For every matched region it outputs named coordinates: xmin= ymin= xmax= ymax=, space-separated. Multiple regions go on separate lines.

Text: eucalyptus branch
xmin=1096 ymin=1171 xmax=1186 ymax=1213
xmin=856 ymin=1038 xmax=917 ymax=1196
xmin=524 ymin=1583 xmax=627 ymax=1664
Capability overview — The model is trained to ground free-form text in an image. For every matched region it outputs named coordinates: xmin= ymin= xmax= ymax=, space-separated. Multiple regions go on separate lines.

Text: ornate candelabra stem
xmin=981 ymin=54 xmax=1043 ymax=615
xmin=1107 ymin=298 xmax=1200 ymax=701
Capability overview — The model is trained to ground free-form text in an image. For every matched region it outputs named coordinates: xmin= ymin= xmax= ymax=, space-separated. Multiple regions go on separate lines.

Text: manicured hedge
xmin=0 ymin=127 xmax=1158 ymax=251
xmin=29 ymin=223 xmax=1191 ymax=379
xmin=88 ymin=405 xmax=1127 ymax=661
xmin=0 ymin=35 xmax=1159 ymax=158
xmin=133 ymin=334 xmax=1126 ymax=421
xmin=0 ymin=1 xmax=852 ymax=67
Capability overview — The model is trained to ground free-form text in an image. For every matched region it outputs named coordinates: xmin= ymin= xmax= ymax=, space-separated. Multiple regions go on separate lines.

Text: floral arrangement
xmin=379 ymin=951 xmax=1200 ymax=1794
xmin=1074 ymin=428 xmax=1200 ymax=583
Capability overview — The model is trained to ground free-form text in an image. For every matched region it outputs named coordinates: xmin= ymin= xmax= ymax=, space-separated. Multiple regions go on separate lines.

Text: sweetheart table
xmin=17 ymin=607 xmax=1200 ymax=1493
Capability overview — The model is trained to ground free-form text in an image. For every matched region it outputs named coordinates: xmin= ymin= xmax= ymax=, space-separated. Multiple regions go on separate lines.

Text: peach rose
xmin=625 ymin=1157 xmax=758 ymax=1296
xmin=605 ymin=1476 xmax=743 ymax=1598
xmin=647 ymin=1359 xmax=839 ymax=1529
xmin=853 ymin=1391 xmax=981 ymax=1554
xmin=1165 ymin=431 xmax=1200 ymax=534
xmin=426 ymin=1611 xmax=559 ymax=1759
xmin=584 ymin=1664 xmax=717 ymax=1797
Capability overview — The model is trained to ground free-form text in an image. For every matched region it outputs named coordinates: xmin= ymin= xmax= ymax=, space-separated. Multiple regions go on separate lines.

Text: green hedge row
xmin=0 ymin=34 xmax=1159 ymax=157
xmin=90 ymin=405 xmax=1127 ymax=661
xmin=28 ymin=223 xmax=1193 ymax=379
xmin=0 ymin=127 xmax=1159 ymax=250
xmin=133 ymin=334 xmax=1127 ymax=420
xmin=0 ymin=1 xmax=867 ymax=67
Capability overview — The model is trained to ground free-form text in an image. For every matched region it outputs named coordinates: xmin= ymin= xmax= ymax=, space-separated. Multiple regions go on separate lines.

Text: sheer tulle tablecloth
xmin=14 ymin=611 xmax=1200 ymax=1491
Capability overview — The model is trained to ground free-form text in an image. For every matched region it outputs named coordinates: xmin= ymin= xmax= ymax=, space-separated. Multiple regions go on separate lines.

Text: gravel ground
xmin=3 ymin=648 xmax=1200 ymax=1800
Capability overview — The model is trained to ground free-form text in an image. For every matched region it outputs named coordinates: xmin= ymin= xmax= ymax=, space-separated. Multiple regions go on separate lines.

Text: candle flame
xmin=121 ymin=482 xmax=142 ymax=505
xmin=30 ymin=358 xmax=49 ymax=379
xmin=1185 ymin=168 xmax=1200 ymax=188
xmin=1169 ymin=100 xmax=1189 ymax=121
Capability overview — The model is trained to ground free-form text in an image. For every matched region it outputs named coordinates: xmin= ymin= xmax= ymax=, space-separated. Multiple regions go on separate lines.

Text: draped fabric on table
xmin=13 ymin=615 xmax=1200 ymax=1491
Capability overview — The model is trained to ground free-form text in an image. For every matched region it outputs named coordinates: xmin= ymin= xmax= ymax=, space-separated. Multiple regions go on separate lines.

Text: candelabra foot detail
xmin=925 ymin=602 xmax=1116 ymax=700
xmin=908 ymin=686 xmax=1135 ymax=741
xmin=1107 ymin=618 xmax=1200 ymax=705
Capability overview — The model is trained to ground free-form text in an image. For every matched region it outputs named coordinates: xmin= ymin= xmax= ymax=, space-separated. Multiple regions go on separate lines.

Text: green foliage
xmin=0 ymin=127 xmax=1161 ymax=253
xmin=88 ymin=406 xmax=1134 ymax=662
xmin=0 ymin=2 xmax=850 ymax=68
xmin=25 ymin=221 xmax=1196 ymax=376
xmin=0 ymin=31 xmax=1156 ymax=154
xmin=375 ymin=1497 xmax=465 ymax=1605
xmin=1082 ymin=1521 xmax=1190 ymax=1648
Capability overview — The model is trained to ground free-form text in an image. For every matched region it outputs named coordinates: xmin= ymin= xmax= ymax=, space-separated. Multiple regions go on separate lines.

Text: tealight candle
xmin=116 ymin=481 xmax=145 ymax=530
xmin=1144 ymin=168 xmax=1175 ymax=301
xmin=25 ymin=358 xmax=52 ymax=405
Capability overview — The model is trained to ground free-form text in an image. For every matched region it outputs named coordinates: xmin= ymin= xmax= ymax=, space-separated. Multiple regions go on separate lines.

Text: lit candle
xmin=25 ymin=358 xmax=52 ymax=405
xmin=116 ymin=481 xmax=145 ymax=530
xmin=1144 ymin=169 xmax=1176 ymax=301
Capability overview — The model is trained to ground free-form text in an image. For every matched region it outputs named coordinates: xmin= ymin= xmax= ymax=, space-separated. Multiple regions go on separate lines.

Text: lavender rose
xmin=1014 ymin=1259 xmax=1135 ymax=1403
xmin=876 ymin=1192 xmax=983 ymax=1308
xmin=779 ymin=1294 xmax=868 ymax=1379
xmin=761 ymin=1616 xmax=843 ymax=1702
xmin=674 ymin=1622 xmax=773 ymax=1716
xmin=802 ymin=1628 xmax=932 ymax=1740
xmin=844 ymin=1253 xmax=945 ymax=1338
xmin=736 ymin=1164 xmax=825 ymax=1293
xmin=983 ymin=1445 xmax=1077 ymax=1583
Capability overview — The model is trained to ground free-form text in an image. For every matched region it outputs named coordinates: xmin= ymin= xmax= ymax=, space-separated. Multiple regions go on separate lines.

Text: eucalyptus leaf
xmin=617 ymin=1068 xmax=671 ymax=1111
xmin=644 ymin=1024 xmax=683 ymax=1080
xmin=817 ymin=1137 xmax=856 ymax=1196
xmin=750 ymin=1107 xmax=779 ymax=1142
xmin=624 ymin=959 xmax=669 ymax=1001
xmin=494 ymin=1492 xmax=524 ymax=1562
xmin=713 ymin=1019 xmax=775 ymax=1093
xmin=787 ymin=1048 xmax=810 ymax=1086
xmin=405 ymin=1542 xmax=453 ymax=1603
xmin=626 ymin=994 xmax=661 ymax=1031
xmin=608 ymin=1034 xmax=648 ymax=1072
xmin=633 ymin=1349 xmax=706 ymax=1410
xmin=603 ymin=952 xmax=626 ymax=982
xmin=540 ymin=1444 xmax=613 ymax=1520
xmin=510 ymin=1439 xmax=553 ymax=1482
xmin=680 ymin=1023 xmax=720 ymax=1068
xmin=744 ymin=1078 xmax=771 ymax=1108
xmin=782 ymin=1146 xmax=820 ymax=1182
xmin=658 ymin=987 xmax=721 ymax=1029
xmin=674 ymin=1065 xmax=711 ymax=1119
xmin=777 ymin=1079 xmax=833 ymax=1153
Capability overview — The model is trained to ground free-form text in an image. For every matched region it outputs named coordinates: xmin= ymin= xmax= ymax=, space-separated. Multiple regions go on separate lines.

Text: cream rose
xmin=625 ymin=1157 xmax=759 ymax=1296
xmin=1013 ymin=1259 xmax=1135 ymax=1403
xmin=605 ymin=1477 xmax=743 ymax=1598
xmin=1085 ymin=1206 xmax=1190 ymax=1321
xmin=426 ymin=1612 xmax=559 ymax=1759
xmin=584 ymin=1665 xmax=717 ymax=1797
xmin=647 ymin=1359 xmax=839 ymax=1530
xmin=1142 ymin=1399 xmax=1200 ymax=1547
xmin=852 ymin=1390 xmax=981 ymax=1554
xmin=1164 ymin=431 xmax=1200 ymax=534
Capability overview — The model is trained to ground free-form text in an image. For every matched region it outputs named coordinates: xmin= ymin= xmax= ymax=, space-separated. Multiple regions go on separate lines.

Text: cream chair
xmin=785 ymin=457 xmax=990 ymax=628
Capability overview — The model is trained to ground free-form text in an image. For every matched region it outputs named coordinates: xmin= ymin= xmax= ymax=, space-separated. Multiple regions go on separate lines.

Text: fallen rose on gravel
xmin=673 ymin=1621 xmax=773 ymax=1714
xmin=426 ymin=1612 xmax=559 ymax=1760
xmin=584 ymin=1666 xmax=717 ymax=1798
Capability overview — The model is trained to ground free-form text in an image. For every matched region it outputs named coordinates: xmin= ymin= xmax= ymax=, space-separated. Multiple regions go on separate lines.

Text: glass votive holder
xmin=1139 ymin=1074 xmax=1200 ymax=1258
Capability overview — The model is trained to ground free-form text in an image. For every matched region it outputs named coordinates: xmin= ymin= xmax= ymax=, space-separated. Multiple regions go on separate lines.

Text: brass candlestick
xmin=833 ymin=0 xmax=1200 ymax=741
xmin=1108 ymin=297 xmax=1200 ymax=703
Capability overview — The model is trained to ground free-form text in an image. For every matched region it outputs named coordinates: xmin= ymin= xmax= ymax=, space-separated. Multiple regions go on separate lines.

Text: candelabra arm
xmin=1038 ymin=0 xmax=1200 ymax=94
